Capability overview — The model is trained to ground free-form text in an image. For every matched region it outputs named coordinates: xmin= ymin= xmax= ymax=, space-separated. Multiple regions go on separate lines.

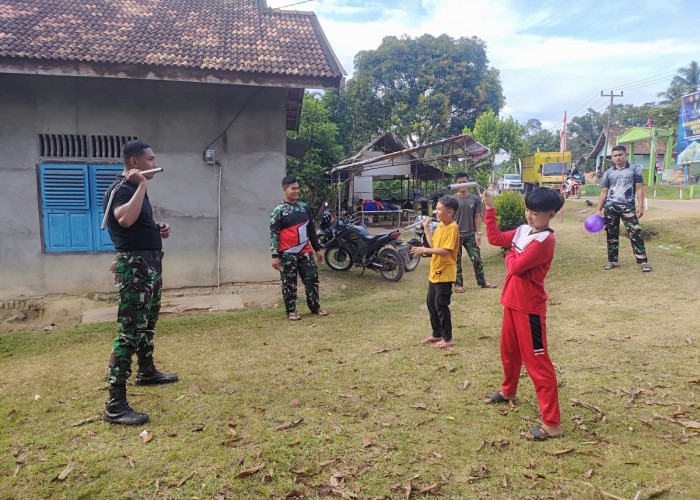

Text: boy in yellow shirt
xmin=410 ymin=196 xmax=460 ymax=348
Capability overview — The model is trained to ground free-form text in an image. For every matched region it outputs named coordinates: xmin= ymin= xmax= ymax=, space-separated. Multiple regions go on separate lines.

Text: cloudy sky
xmin=268 ymin=0 xmax=698 ymax=130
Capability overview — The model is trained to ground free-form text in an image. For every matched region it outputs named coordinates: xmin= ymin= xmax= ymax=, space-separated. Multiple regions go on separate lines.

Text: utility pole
xmin=599 ymin=90 xmax=624 ymax=174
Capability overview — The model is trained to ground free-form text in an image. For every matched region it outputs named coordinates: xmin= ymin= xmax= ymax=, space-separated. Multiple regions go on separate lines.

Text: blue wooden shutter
xmin=39 ymin=164 xmax=91 ymax=252
xmin=91 ymin=166 xmax=123 ymax=250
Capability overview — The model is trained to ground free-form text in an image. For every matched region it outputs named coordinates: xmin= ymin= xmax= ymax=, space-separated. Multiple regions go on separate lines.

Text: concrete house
xmin=0 ymin=0 xmax=345 ymax=300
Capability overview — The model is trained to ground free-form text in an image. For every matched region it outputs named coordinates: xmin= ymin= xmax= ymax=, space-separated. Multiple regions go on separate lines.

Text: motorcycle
xmin=563 ymin=177 xmax=582 ymax=199
xmin=316 ymin=202 xmax=334 ymax=246
xmin=323 ymin=214 xmax=405 ymax=282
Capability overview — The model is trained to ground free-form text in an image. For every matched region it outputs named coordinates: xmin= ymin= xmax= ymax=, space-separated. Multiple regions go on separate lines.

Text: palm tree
xmin=658 ymin=61 xmax=699 ymax=104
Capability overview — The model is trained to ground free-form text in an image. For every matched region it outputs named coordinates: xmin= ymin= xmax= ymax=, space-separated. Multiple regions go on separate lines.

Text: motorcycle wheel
xmin=377 ymin=247 xmax=405 ymax=282
xmin=404 ymin=251 xmax=421 ymax=272
xmin=325 ymin=247 xmax=353 ymax=271
xmin=564 ymin=189 xmax=570 ymax=199
xmin=317 ymin=232 xmax=327 ymax=246
xmin=574 ymin=185 xmax=581 ymax=199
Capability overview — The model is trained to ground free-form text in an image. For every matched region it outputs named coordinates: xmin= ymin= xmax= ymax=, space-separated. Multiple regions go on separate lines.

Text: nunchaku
xmin=100 ymin=168 xmax=164 ymax=229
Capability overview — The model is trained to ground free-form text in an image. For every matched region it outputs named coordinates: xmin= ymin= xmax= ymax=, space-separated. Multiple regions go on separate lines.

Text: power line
xmin=273 ymin=0 xmax=314 ymax=8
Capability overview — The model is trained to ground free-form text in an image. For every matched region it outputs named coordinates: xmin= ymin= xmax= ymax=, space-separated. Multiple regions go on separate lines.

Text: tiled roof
xmin=0 ymin=0 xmax=344 ymax=87
xmin=587 ymin=126 xmax=668 ymax=160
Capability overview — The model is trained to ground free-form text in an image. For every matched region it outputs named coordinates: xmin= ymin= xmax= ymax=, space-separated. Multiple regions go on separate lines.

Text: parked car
xmin=497 ymin=174 xmax=524 ymax=193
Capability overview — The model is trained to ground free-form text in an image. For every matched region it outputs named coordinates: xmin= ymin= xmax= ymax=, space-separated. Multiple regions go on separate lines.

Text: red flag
xmin=560 ymin=111 xmax=567 ymax=152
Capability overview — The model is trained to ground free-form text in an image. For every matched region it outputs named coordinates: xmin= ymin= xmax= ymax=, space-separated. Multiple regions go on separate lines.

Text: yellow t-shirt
xmin=429 ymin=221 xmax=459 ymax=283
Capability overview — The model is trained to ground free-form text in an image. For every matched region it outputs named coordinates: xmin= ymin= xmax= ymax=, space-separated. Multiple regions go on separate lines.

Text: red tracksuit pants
xmin=500 ymin=306 xmax=560 ymax=427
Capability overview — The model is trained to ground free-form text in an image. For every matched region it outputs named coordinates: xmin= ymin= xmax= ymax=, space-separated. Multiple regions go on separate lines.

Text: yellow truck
xmin=521 ymin=151 xmax=571 ymax=193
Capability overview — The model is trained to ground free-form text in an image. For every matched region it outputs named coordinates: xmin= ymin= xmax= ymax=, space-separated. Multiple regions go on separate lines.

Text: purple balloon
xmin=584 ymin=214 xmax=605 ymax=233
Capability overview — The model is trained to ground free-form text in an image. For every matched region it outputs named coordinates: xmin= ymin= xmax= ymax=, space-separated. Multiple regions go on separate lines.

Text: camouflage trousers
xmin=279 ymin=252 xmax=320 ymax=315
xmin=603 ymin=204 xmax=647 ymax=264
xmin=455 ymin=234 xmax=486 ymax=287
xmin=107 ymin=251 xmax=163 ymax=386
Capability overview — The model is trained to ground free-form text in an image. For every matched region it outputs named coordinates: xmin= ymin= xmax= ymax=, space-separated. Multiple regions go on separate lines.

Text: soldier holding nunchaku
xmin=101 ymin=140 xmax=177 ymax=425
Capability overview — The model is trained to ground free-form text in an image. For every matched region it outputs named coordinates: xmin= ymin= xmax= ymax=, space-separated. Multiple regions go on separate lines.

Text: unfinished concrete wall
xmin=0 ymin=73 xmax=284 ymax=300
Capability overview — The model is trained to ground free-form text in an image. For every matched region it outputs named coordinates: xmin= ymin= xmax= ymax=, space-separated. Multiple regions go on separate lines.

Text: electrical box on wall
xmin=204 ymin=150 xmax=216 ymax=164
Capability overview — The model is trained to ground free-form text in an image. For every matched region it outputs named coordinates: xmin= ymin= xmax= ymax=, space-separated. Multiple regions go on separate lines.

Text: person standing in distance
xmin=451 ymin=173 xmax=496 ymax=292
xmin=103 ymin=140 xmax=178 ymax=426
xmin=270 ymin=175 xmax=328 ymax=321
xmin=596 ymin=145 xmax=651 ymax=272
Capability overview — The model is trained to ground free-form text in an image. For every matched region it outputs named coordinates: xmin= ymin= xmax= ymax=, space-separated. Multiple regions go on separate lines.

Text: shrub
xmin=493 ymin=191 xmax=526 ymax=231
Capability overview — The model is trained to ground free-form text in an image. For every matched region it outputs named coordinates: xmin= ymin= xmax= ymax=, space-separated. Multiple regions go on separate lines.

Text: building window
xmin=39 ymin=164 xmax=123 ymax=252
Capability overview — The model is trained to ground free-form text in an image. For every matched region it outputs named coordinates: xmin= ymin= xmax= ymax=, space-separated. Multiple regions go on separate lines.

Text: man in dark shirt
xmin=270 ymin=175 xmax=327 ymax=321
xmin=102 ymin=140 xmax=177 ymax=425
xmin=596 ymin=145 xmax=651 ymax=272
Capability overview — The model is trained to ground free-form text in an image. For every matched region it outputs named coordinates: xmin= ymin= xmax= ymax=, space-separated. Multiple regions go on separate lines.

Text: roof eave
xmin=0 ymin=57 xmax=344 ymax=90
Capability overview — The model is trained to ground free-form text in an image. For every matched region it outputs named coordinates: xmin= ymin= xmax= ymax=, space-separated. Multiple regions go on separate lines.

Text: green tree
xmin=286 ymin=92 xmax=344 ymax=210
xmin=465 ymin=110 xmax=526 ymax=178
xmin=658 ymin=61 xmax=699 ymax=104
xmin=350 ymin=34 xmax=504 ymax=148
xmin=522 ymin=119 xmax=559 ymax=153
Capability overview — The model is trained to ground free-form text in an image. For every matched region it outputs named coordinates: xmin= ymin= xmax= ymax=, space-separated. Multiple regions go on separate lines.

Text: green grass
xmin=1 ymin=201 xmax=699 ymax=499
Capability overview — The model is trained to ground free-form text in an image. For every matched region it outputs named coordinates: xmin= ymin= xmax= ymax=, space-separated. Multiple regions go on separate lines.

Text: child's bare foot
xmin=434 ymin=340 xmax=454 ymax=349
xmin=520 ymin=424 xmax=563 ymax=441
xmin=421 ymin=336 xmax=441 ymax=344
xmin=483 ymin=391 xmax=517 ymax=404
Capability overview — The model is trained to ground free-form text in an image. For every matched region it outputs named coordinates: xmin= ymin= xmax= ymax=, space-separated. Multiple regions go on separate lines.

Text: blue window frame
xmin=39 ymin=164 xmax=123 ymax=252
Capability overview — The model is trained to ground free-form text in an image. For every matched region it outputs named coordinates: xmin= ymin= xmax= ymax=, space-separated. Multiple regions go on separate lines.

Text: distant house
xmin=587 ymin=126 xmax=669 ymax=174
xmin=0 ymin=0 xmax=345 ymax=300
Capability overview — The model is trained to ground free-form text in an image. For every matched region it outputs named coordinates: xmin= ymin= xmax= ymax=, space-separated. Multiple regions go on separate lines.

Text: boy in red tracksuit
xmin=481 ymin=188 xmax=565 ymax=441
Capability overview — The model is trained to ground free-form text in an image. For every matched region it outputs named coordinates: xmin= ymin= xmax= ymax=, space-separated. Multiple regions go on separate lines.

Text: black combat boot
xmin=104 ymin=385 xmax=149 ymax=425
xmin=134 ymin=357 xmax=178 ymax=386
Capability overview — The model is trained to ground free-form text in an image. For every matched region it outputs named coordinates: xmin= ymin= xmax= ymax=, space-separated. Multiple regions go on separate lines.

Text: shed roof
xmin=0 ymin=0 xmax=345 ymax=89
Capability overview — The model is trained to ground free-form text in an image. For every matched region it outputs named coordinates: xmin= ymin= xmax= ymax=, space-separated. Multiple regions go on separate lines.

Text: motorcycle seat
xmin=358 ymin=231 xmax=396 ymax=244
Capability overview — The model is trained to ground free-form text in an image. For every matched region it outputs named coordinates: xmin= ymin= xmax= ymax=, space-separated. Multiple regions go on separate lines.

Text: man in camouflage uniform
xmin=596 ymin=145 xmax=652 ymax=272
xmin=451 ymin=172 xmax=496 ymax=292
xmin=270 ymin=175 xmax=328 ymax=321
xmin=102 ymin=140 xmax=178 ymax=425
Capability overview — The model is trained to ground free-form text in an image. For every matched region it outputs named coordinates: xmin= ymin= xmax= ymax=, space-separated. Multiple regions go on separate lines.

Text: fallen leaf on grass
xmin=362 ymin=438 xmax=372 ymax=447
xmin=227 ymin=427 xmax=237 ymax=437
xmin=70 ymin=415 xmax=100 ymax=427
xmin=126 ymin=455 xmax=135 ymax=468
xmin=275 ymin=418 xmax=304 ymax=431
xmin=417 ymin=482 xmax=444 ymax=494
xmin=372 ymin=348 xmax=389 ymax=354
xmin=318 ymin=458 xmax=339 ymax=469
xmin=290 ymin=399 xmax=300 ymax=407
xmin=526 ymin=459 xmax=536 ymax=469
xmin=414 ymin=417 xmax=435 ymax=428
xmin=52 ymin=463 xmax=74 ymax=482
xmin=502 ymin=475 xmax=508 ymax=487
xmin=290 ymin=438 xmax=301 ymax=446
xmin=461 ymin=380 xmax=470 ymax=391
xmin=411 ymin=403 xmax=428 ymax=410
xmin=467 ymin=463 xmax=489 ymax=482
xmin=476 ymin=439 xmax=510 ymax=451
xmin=545 ymin=448 xmax=575 ymax=456
xmin=583 ymin=469 xmax=593 ymax=478
xmin=254 ymin=448 xmax=263 ymax=462
xmin=140 ymin=430 xmax=152 ymax=444
xmin=647 ymin=485 xmax=673 ymax=498
xmin=283 ymin=489 xmax=306 ymax=499
xmin=191 ymin=424 xmax=206 ymax=432
xmin=177 ymin=472 xmax=194 ymax=487
xmin=236 ymin=463 xmax=265 ymax=479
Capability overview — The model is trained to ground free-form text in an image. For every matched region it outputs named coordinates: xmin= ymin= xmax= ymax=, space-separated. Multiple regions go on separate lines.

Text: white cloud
xmin=268 ymin=0 xmax=699 ymax=126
